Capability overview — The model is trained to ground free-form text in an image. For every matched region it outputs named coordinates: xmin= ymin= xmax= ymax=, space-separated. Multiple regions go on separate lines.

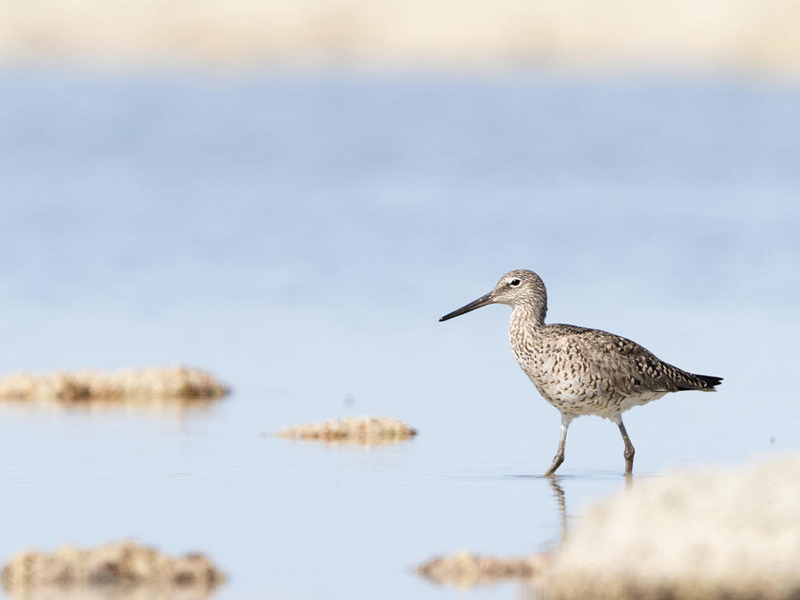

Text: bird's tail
xmin=679 ymin=372 xmax=723 ymax=391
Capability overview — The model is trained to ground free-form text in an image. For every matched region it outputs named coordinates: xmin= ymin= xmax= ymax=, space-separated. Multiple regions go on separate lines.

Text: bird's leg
xmin=544 ymin=416 xmax=572 ymax=477
xmin=616 ymin=418 xmax=636 ymax=476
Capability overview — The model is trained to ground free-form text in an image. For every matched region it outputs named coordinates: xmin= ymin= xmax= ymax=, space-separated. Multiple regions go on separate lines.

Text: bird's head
xmin=439 ymin=269 xmax=548 ymax=323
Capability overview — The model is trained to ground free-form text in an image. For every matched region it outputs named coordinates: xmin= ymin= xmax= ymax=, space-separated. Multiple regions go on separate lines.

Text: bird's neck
xmin=508 ymin=305 xmax=545 ymax=365
xmin=510 ymin=304 xmax=546 ymax=332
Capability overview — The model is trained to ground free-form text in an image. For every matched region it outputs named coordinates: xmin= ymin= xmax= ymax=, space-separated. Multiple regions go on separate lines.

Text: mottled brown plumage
xmin=440 ymin=269 xmax=722 ymax=476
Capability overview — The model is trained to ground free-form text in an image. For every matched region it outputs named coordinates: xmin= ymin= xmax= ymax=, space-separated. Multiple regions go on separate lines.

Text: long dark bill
xmin=439 ymin=292 xmax=494 ymax=322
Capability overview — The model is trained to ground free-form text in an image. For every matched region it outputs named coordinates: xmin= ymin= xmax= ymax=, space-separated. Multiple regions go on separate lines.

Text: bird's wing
xmin=550 ymin=324 xmax=690 ymax=394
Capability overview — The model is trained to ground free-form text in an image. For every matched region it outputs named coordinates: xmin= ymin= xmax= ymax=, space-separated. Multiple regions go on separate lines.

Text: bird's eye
xmin=509 ymin=278 xmax=521 ymax=287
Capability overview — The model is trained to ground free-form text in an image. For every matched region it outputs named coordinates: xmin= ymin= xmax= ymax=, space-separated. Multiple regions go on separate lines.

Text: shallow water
xmin=0 ymin=70 xmax=798 ymax=599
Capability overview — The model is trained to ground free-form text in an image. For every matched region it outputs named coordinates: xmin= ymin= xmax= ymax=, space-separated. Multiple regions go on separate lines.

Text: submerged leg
xmin=616 ymin=417 xmax=636 ymax=476
xmin=544 ymin=415 xmax=573 ymax=477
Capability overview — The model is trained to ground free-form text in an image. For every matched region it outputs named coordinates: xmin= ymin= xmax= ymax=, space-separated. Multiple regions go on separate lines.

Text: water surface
xmin=0 ymin=71 xmax=798 ymax=599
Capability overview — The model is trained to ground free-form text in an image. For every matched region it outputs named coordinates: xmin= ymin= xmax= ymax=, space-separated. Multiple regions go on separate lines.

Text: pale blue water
xmin=0 ymin=70 xmax=798 ymax=599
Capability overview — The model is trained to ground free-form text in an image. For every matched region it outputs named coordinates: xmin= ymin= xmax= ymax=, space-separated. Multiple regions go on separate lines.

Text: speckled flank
xmin=440 ymin=269 xmax=722 ymax=476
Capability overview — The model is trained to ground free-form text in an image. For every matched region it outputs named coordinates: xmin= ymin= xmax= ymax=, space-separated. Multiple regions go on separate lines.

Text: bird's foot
xmin=544 ymin=453 xmax=565 ymax=477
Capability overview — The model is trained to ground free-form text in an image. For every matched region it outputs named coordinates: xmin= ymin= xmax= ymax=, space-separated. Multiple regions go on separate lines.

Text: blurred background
xmin=2 ymin=0 xmax=800 ymax=72
xmin=0 ymin=1 xmax=798 ymax=599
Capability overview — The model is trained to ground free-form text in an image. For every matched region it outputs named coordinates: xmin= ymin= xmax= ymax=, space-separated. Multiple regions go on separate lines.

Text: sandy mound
xmin=1 ymin=541 xmax=225 ymax=598
xmin=0 ymin=366 xmax=230 ymax=402
xmin=416 ymin=551 xmax=547 ymax=588
xmin=277 ymin=416 xmax=417 ymax=444
xmin=547 ymin=456 xmax=800 ymax=600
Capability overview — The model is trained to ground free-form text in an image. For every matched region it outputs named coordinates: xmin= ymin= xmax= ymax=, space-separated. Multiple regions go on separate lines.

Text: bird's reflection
xmin=549 ymin=474 xmax=635 ymax=543
xmin=549 ymin=477 xmax=569 ymax=541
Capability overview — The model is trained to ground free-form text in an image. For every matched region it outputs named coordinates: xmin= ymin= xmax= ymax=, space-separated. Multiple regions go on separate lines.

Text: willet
xmin=439 ymin=269 xmax=722 ymax=476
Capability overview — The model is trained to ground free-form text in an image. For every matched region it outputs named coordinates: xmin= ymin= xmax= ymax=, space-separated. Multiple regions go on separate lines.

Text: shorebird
xmin=439 ymin=269 xmax=722 ymax=476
